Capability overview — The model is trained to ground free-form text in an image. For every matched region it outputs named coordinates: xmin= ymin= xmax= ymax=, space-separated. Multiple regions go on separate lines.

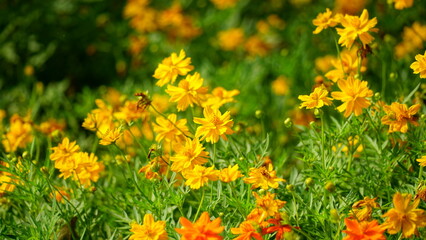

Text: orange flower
xmin=231 ymin=221 xmax=263 ymax=240
xmin=312 ymin=8 xmax=339 ymax=34
xmin=182 ymin=165 xmax=219 ymax=189
xmin=331 ymin=76 xmax=373 ymax=117
xmin=219 ymin=164 xmax=243 ymax=183
xmin=210 ymin=0 xmax=239 ymax=9
xmin=218 ymin=28 xmax=245 ymax=51
xmin=194 ymin=107 xmax=234 ymax=143
xmin=175 ymin=212 xmax=224 ymax=240
xmin=166 ymin=72 xmax=208 ymax=111
xmin=342 ymin=218 xmax=386 ymax=240
xmin=261 ymin=215 xmax=293 ymax=240
xmin=349 ymin=196 xmax=380 ymax=221
xmin=253 ymin=192 xmax=286 ymax=219
xmin=153 ymin=49 xmax=194 ymax=87
xmin=382 ymin=192 xmax=426 ymax=238
xmin=336 ymin=9 xmax=378 ymax=48
xmin=393 ymin=0 xmax=413 ymax=10
xmin=381 ymin=102 xmax=420 ymax=133
xmin=50 ymin=137 xmax=81 ymax=169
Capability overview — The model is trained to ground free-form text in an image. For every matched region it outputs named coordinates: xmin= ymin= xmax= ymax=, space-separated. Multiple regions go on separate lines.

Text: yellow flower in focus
xmin=194 ymin=107 xmax=234 ymax=143
xmin=312 ymin=8 xmax=339 ymax=34
xmin=325 ymin=48 xmax=367 ymax=82
xmin=381 ymin=102 xmax=420 ymax=133
xmin=129 ymin=213 xmax=168 ymax=240
xmin=219 ymin=164 xmax=243 ymax=183
xmin=271 ymin=76 xmax=289 ymax=96
xmin=202 ymin=87 xmax=240 ymax=109
xmin=170 ymin=138 xmax=209 ymax=173
xmin=99 ymin=127 xmax=123 ymax=146
xmin=210 ymin=0 xmax=239 ymax=9
xmin=176 ymin=212 xmax=224 ymax=240
xmin=382 ymin=192 xmax=426 ymax=238
xmin=393 ymin=0 xmax=413 ymax=10
xmin=331 ymin=76 xmax=373 ymax=117
xmin=153 ymin=113 xmax=190 ymax=143
xmin=253 ymin=192 xmax=286 ymax=219
xmin=153 ymin=50 xmax=194 ymax=87
xmin=218 ymin=28 xmax=245 ymax=51
xmin=2 ymin=114 xmax=33 ymax=153
xmin=417 ymin=156 xmax=426 ymax=167
xmin=298 ymin=85 xmax=333 ymax=109
xmin=166 ymin=72 xmax=208 ymax=111
xmin=244 ymin=164 xmax=285 ymax=190
xmin=342 ymin=218 xmax=386 ymax=240
xmin=410 ymin=51 xmax=426 ymax=78
xmin=50 ymin=137 xmax=81 ymax=169
xmin=58 ymin=152 xmax=104 ymax=187
xmin=336 ymin=9 xmax=377 ymax=49
xmin=183 ymin=165 xmax=219 ymax=189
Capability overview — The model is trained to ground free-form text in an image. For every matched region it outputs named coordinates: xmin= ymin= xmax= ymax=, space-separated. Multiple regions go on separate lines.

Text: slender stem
xmin=419 ymin=166 xmax=424 ymax=181
xmin=150 ymin=104 xmax=193 ymax=139
xmin=193 ymin=188 xmax=205 ymax=221
xmin=321 ymin=111 xmax=326 ymax=169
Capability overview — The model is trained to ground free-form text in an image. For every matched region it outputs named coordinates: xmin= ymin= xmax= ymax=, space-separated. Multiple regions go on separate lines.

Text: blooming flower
xmin=298 ymin=85 xmax=333 ymax=109
xmin=153 ymin=114 xmax=190 ymax=144
xmin=231 ymin=221 xmax=263 ymax=240
xmin=50 ymin=137 xmax=81 ymax=169
xmin=382 ymin=192 xmax=426 ymax=238
xmin=139 ymin=155 xmax=169 ymax=180
xmin=342 ymin=218 xmax=386 ymax=240
xmin=417 ymin=156 xmax=426 ymax=167
xmin=183 ymin=165 xmax=219 ymax=189
xmin=2 ymin=114 xmax=33 ymax=153
xmin=202 ymin=87 xmax=240 ymax=109
xmin=218 ymin=28 xmax=245 ymax=51
xmin=99 ymin=127 xmax=123 ymax=146
xmin=381 ymin=102 xmax=420 ymax=133
xmin=170 ymin=138 xmax=209 ymax=172
xmin=153 ymin=49 xmax=194 ymax=87
xmin=244 ymin=35 xmax=271 ymax=57
xmin=0 ymin=161 xmax=19 ymax=195
xmin=393 ymin=0 xmax=413 ymax=10
xmin=271 ymin=76 xmax=289 ymax=96
xmin=325 ymin=48 xmax=367 ymax=82
xmin=129 ymin=213 xmax=168 ymax=240
xmin=312 ymin=8 xmax=339 ymax=34
xmin=176 ymin=212 xmax=224 ymax=240
xmin=244 ymin=164 xmax=285 ymax=190
xmin=331 ymin=76 xmax=373 ymax=117
xmin=336 ymin=9 xmax=378 ymax=48
xmin=219 ymin=164 xmax=243 ymax=183
xmin=194 ymin=107 xmax=234 ymax=143
xmin=253 ymin=192 xmax=286 ymax=219
xmin=58 ymin=152 xmax=105 ymax=187
xmin=261 ymin=215 xmax=293 ymax=240
xmin=38 ymin=119 xmax=66 ymax=137
xmin=410 ymin=51 xmax=426 ymax=78
xmin=165 ymin=72 xmax=208 ymax=111
xmin=349 ymin=196 xmax=380 ymax=221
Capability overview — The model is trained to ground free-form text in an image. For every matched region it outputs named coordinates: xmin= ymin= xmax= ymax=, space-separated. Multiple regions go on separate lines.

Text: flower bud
xmin=330 ymin=209 xmax=340 ymax=223
xmin=305 ymin=177 xmax=314 ymax=186
xmin=284 ymin=118 xmax=292 ymax=128
xmin=325 ymin=181 xmax=335 ymax=192
xmin=286 ymin=184 xmax=294 ymax=192
xmin=22 ymin=151 xmax=29 ymax=158
xmin=255 ymin=110 xmax=263 ymax=119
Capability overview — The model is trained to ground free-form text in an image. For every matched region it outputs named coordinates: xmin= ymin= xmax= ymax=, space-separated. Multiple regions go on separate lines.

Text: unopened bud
xmin=40 ymin=166 xmax=49 ymax=175
xmin=305 ymin=177 xmax=314 ymax=186
xmin=255 ymin=110 xmax=263 ymax=119
xmin=314 ymin=109 xmax=321 ymax=118
xmin=373 ymin=92 xmax=381 ymax=101
xmin=325 ymin=181 xmax=335 ymax=192
xmin=330 ymin=209 xmax=340 ymax=223
xmin=286 ymin=184 xmax=294 ymax=192
xmin=284 ymin=118 xmax=292 ymax=128
xmin=22 ymin=151 xmax=29 ymax=158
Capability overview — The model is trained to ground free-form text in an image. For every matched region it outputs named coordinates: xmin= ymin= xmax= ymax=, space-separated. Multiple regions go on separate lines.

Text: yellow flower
xmin=244 ymin=35 xmax=271 ymax=57
xmin=336 ymin=9 xmax=378 ymax=49
xmin=381 ymin=102 xmax=420 ymax=133
xmin=153 ymin=113 xmax=190 ymax=143
xmin=312 ymin=8 xmax=339 ymax=34
xmin=382 ymin=192 xmax=426 ymax=238
xmin=417 ymin=156 xmax=426 ymax=167
xmin=349 ymin=196 xmax=380 ymax=221
xmin=51 ymin=188 xmax=71 ymax=203
xmin=175 ymin=212 xmax=224 ymax=240
xmin=114 ymin=100 xmax=147 ymax=123
xmin=99 ymin=127 xmax=123 ymax=146
xmin=194 ymin=107 xmax=234 ymax=143
xmin=210 ymin=0 xmax=239 ymax=9
xmin=153 ymin=49 xmax=194 ymax=87
xmin=298 ymin=85 xmax=333 ymax=109
xmin=139 ymin=155 xmax=169 ymax=180
xmin=271 ymin=76 xmax=289 ymax=96
xmin=38 ymin=119 xmax=66 ymax=137
xmin=58 ymin=152 xmax=104 ymax=187
xmin=0 ymin=162 xmax=19 ymax=195
xmin=393 ymin=0 xmax=413 ymax=10
xmin=410 ymin=51 xmax=426 ymax=78
xmin=170 ymin=138 xmax=209 ymax=173
xmin=129 ymin=213 xmax=168 ymax=240
xmin=325 ymin=48 xmax=367 ymax=82
xmin=244 ymin=164 xmax=285 ymax=190
xmin=182 ymin=165 xmax=219 ymax=189
xmin=166 ymin=72 xmax=208 ymax=111
xmin=331 ymin=76 xmax=373 ymax=117
xmin=219 ymin=164 xmax=243 ymax=183
xmin=202 ymin=87 xmax=240 ymax=109
xmin=253 ymin=192 xmax=286 ymax=219
xmin=395 ymin=22 xmax=426 ymax=59
xmin=218 ymin=28 xmax=245 ymax=51
xmin=2 ymin=114 xmax=33 ymax=153
xmin=50 ymin=137 xmax=81 ymax=170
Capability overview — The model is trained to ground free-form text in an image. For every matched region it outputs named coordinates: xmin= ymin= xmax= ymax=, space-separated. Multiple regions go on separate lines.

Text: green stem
xmin=150 ymin=104 xmax=193 ymax=139
xmin=321 ymin=111 xmax=326 ymax=169
xmin=419 ymin=166 xmax=423 ymax=181
xmin=193 ymin=188 xmax=205 ymax=221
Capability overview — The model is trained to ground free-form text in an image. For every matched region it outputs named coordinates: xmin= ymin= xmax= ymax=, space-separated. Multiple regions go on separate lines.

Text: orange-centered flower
xmin=166 ymin=72 xmax=208 ymax=111
xmin=193 ymin=107 xmax=234 ymax=143
xmin=410 ymin=50 xmax=426 ymax=78
xmin=331 ymin=76 xmax=373 ymax=117
xmin=298 ymin=85 xmax=333 ymax=109
xmin=381 ymin=102 xmax=420 ymax=133
xmin=336 ymin=9 xmax=378 ymax=48
xmin=342 ymin=218 xmax=386 ymax=240
xmin=176 ymin=212 xmax=224 ymax=240
xmin=312 ymin=8 xmax=339 ymax=34
xmin=153 ymin=49 xmax=194 ymax=87
xmin=170 ymin=138 xmax=209 ymax=173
